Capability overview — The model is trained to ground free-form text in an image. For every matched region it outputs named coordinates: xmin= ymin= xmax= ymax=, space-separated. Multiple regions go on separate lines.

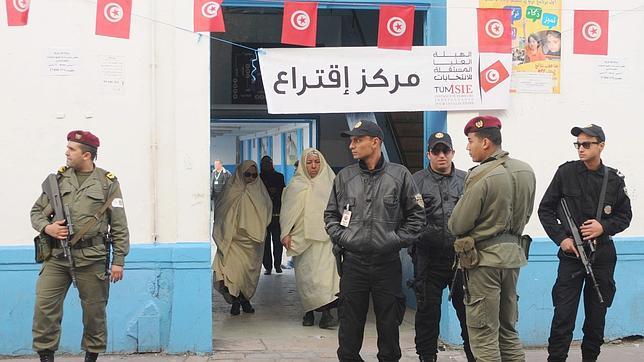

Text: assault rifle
xmin=560 ymin=198 xmax=604 ymax=304
xmin=42 ymin=174 xmax=78 ymax=288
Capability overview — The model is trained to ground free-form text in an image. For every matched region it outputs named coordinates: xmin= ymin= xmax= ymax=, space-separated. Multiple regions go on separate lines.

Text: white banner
xmin=259 ymin=46 xmax=511 ymax=114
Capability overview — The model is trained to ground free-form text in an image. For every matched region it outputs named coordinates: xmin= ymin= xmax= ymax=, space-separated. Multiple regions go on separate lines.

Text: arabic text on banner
xmin=480 ymin=0 xmax=562 ymax=94
xmin=259 ymin=46 xmax=511 ymax=114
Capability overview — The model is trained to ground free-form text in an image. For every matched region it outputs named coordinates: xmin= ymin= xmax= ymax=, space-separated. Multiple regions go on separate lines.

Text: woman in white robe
xmin=280 ymin=149 xmax=340 ymax=328
xmin=212 ymin=160 xmax=272 ymax=315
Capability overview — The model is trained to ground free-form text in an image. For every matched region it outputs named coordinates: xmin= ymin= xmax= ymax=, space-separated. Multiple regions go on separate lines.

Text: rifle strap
xmin=595 ymin=165 xmax=609 ymax=222
xmin=465 ymin=157 xmax=506 ymax=189
xmin=68 ymin=193 xmax=117 ymax=246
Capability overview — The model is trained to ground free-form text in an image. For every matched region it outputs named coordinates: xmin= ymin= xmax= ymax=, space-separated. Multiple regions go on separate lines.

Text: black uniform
xmin=260 ymin=169 xmax=286 ymax=273
xmin=538 ymin=161 xmax=632 ymax=361
xmin=411 ymin=165 xmax=474 ymax=362
xmin=324 ymin=155 xmax=425 ymax=362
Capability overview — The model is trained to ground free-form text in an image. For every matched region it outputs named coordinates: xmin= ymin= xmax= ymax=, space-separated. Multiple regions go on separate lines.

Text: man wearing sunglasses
xmin=324 ymin=120 xmax=425 ymax=362
xmin=410 ymin=132 xmax=473 ymax=362
xmin=260 ymin=156 xmax=286 ymax=275
xmin=538 ymin=124 xmax=632 ymax=362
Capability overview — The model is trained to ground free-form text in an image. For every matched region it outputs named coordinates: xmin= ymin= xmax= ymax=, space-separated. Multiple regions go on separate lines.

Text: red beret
xmin=67 ymin=130 xmax=100 ymax=149
xmin=463 ymin=115 xmax=502 ymax=136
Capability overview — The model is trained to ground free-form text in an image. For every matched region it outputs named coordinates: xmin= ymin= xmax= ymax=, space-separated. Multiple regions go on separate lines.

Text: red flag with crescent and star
xmin=480 ymin=60 xmax=510 ymax=92
xmin=6 ymin=0 xmax=30 ymax=26
xmin=574 ymin=10 xmax=609 ymax=55
xmin=95 ymin=0 xmax=132 ymax=39
xmin=477 ymin=8 xmax=512 ymax=53
xmin=281 ymin=1 xmax=318 ymax=47
xmin=194 ymin=0 xmax=225 ymax=33
xmin=377 ymin=5 xmax=415 ymax=51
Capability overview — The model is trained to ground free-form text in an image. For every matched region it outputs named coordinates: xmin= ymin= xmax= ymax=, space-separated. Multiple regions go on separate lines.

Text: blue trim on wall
xmin=409 ymin=237 xmax=644 ymax=346
xmin=223 ymin=0 xmax=432 ymax=10
xmin=0 ymin=242 xmax=212 ymax=355
xmin=296 ymin=129 xmax=303 ymax=160
xmin=422 ymin=0 xmax=448 ymax=169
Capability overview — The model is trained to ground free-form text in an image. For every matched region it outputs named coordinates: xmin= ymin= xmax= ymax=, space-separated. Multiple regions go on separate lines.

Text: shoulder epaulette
xmin=558 ymin=161 xmax=576 ymax=169
xmin=105 ymin=171 xmax=117 ymax=180
xmin=610 ymin=167 xmax=625 ymax=179
xmin=57 ymin=166 xmax=68 ymax=174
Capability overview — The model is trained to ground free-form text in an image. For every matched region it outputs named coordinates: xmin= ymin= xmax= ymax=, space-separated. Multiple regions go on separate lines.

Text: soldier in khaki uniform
xmin=448 ymin=116 xmax=536 ymax=362
xmin=30 ymin=130 xmax=130 ymax=362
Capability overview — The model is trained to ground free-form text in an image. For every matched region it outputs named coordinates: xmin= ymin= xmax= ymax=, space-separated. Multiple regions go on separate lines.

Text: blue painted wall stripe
xmin=0 ymin=243 xmax=212 ymax=355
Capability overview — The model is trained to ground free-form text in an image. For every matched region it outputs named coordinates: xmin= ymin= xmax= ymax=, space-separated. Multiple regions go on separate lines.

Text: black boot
xmin=302 ymin=311 xmax=314 ymax=326
xmin=38 ymin=350 xmax=54 ymax=362
xmin=230 ymin=301 xmax=241 ymax=315
xmin=84 ymin=352 xmax=99 ymax=362
xmin=419 ymin=355 xmax=437 ymax=362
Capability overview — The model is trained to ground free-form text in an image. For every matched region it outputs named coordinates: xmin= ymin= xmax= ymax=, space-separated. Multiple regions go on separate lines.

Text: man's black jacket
xmin=538 ymin=160 xmax=632 ymax=246
xmin=412 ymin=164 xmax=466 ymax=260
xmin=324 ymin=156 xmax=425 ymax=260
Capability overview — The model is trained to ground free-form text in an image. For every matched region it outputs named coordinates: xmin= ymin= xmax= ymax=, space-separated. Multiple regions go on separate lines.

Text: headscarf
xmin=280 ymin=148 xmax=335 ymax=255
xmin=212 ymin=160 xmax=272 ymax=256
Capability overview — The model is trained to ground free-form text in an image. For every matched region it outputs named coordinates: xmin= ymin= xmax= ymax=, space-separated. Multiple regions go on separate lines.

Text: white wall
xmin=446 ymin=0 xmax=644 ymax=236
xmin=0 ymin=0 xmax=211 ymax=245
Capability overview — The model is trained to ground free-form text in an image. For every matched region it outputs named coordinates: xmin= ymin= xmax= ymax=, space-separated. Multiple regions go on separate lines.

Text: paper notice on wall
xmin=510 ymin=72 xmax=554 ymax=93
xmin=44 ymin=48 xmax=79 ymax=76
xmin=595 ymin=58 xmax=628 ymax=84
xmin=98 ymin=55 xmax=126 ymax=94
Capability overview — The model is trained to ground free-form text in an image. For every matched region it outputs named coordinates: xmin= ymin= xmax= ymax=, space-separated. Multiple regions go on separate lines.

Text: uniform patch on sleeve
xmin=112 ymin=198 xmax=124 ymax=208
xmin=106 ymin=172 xmax=116 ymax=180
xmin=414 ymin=194 xmax=425 ymax=208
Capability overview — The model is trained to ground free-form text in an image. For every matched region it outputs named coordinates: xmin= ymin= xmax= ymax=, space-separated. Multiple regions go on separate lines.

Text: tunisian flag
xmin=194 ymin=0 xmax=225 ymax=32
xmin=477 ymin=8 xmax=512 ymax=53
xmin=377 ymin=5 xmax=415 ymax=50
xmin=95 ymin=0 xmax=132 ymax=39
xmin=574 ymin=10 xmax=609 ymax=55
xmin=6 ymin=0 xmax=30 ymax=26
xmin=281 ymin=1 xmax=318 ymax=47
xmin=480 ymin=60 xmax=510 ymax=93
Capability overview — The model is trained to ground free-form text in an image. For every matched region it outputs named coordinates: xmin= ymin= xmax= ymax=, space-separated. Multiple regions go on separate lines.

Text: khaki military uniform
xmin=449 ymin=150 xmax=536 ymax=362
xmin=30 ymin=166 xmax=130 ymax=353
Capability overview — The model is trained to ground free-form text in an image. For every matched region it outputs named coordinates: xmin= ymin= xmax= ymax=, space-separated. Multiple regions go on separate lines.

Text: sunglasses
xmin=430 ymin=145 xmax=452 ymax=156
xmin=573 ymin=141 xmax=601 ymax=150
xmin=243 ymin=172 xmax=258 ymax=178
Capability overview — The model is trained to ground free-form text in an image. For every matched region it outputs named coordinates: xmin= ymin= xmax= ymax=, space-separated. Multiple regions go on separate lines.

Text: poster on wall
xmin=231 ymin=43 xmax=266 ymax=104
xmin=480 ymin=0 xmax=562 ymax=94
xmin=259 ymin=137 xmax=271 ymax=158
xmin=285 ymin=131 xmax=298 ymax=165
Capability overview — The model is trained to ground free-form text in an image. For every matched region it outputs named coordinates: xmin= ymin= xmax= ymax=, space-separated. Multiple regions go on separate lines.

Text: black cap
xmin=571 ymin=124 xmax=605 ymax=142
xmin=428 ymin=132 xmax=453 ymax=150
xmin=341 ymin=120 xmax=384 ymax=139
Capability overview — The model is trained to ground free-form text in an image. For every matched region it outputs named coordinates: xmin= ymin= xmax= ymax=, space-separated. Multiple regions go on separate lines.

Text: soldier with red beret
xmin=30 ymin=130 xmax=130 ymax=362
xmin=449 ymin=116 xmax=536 ymax=361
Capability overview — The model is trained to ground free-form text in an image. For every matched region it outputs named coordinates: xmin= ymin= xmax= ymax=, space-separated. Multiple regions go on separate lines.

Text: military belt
xmin=53 ymin=235 xmax=104 ymax=249
xmin=476 ymin=233 xmax=520 ymax=250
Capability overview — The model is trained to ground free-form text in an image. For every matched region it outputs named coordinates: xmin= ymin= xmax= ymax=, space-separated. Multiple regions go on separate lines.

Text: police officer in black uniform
xmin=538 ymin=124 xmax=632 ymax=362
xmin=324 ymin=120 xmax=425 ymax=362
xmin=411 ymin=132 xmax=474 ymax=362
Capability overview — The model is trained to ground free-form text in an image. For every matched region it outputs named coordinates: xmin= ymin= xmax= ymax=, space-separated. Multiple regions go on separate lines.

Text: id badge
xmin=341 ymin=210 xmax=352 ymax=227
xmin=214 ymin=181 xmax=219 ymax=184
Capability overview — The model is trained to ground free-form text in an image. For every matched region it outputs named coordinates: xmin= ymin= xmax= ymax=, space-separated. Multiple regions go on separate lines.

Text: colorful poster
xmin=480 ymin=0 xmax=562 ymax=94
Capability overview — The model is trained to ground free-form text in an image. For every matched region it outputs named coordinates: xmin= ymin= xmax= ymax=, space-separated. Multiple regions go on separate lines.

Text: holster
xmin=520 ymin=234 xmax=532 ymax=260
xmin=33 ymin=234 xmax=52 ymax=263
xmin=454 ymin=236 xmax=479 ymax=269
